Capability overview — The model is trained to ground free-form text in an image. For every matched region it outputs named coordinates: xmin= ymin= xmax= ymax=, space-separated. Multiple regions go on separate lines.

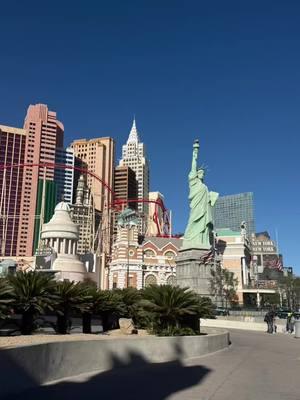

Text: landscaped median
xmin=0 ymin=328 xmax=229 ymax=397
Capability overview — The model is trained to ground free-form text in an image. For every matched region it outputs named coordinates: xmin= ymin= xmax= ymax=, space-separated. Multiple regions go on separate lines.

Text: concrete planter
xmin=1 ymin=329 xmax=229 ymax=397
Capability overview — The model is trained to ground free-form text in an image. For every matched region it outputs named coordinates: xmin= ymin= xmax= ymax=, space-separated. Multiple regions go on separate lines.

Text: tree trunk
xmin=21 ymin=311 xmax=34 ymax=335
xmin=101 ymin=312 xmax=109 ymax=332
xmin=56 ymin=312 xmax=71 ymax=334
xmin=82 ymin=312 xmax=92 ymax=334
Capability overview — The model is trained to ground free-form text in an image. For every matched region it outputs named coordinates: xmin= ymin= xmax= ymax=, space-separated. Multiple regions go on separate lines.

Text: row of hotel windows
xmin=144 ymin=249 xmax=176 ymax=259
xmin=112 ymin=273 xmax=175 ymax=289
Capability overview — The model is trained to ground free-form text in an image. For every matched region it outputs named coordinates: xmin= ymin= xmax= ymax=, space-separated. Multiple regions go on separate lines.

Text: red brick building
xmin=108 ymin=225 xmax=182 ymax=289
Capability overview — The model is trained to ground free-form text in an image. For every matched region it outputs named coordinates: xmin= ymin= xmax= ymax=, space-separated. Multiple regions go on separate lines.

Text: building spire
xmin=127 ymin=117 xmax=140 ymax=143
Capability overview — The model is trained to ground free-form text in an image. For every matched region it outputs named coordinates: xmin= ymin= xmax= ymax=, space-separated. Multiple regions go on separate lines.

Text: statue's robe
xmin=183 ymin=170 xmax=218 ymax=249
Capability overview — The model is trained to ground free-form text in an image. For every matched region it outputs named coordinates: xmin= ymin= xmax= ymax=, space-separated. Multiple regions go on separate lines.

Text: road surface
xmin=3 ymin=330 xmax=300 ymax=400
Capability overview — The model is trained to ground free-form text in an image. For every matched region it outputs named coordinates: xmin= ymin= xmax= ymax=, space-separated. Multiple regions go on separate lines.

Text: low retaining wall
xmin=201 ymin=318 xmax=284 ymax=333
xmin=1 ymin=329 xmax=229 ymax=397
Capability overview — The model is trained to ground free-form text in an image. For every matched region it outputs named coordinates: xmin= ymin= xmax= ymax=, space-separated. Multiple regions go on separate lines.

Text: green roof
xmin=216 ymin=228 xmax=240 ymax=237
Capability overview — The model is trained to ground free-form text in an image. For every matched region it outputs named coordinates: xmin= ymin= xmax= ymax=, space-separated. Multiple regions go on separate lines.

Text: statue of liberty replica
xmin=176 ymin=139 xmax=219 ymax=295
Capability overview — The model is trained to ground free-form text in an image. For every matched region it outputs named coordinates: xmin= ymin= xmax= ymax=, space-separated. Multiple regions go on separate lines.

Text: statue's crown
xmin=197 ymin=164 xmax=208 ymax=172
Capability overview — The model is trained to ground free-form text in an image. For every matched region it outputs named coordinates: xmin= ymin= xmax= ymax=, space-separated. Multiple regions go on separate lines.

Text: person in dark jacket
xmin=264 ymin=311 xmax=274 ymax=333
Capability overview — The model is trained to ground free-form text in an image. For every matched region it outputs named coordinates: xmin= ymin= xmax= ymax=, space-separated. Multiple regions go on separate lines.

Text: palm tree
xmin=80 ymin=287 xmax=132 ymax=334
xmin=96 ymin=290 xmax=124 ymax=332
xmin=112 ymin=287 xmax=149 ymax=329
xmin=114 ymin=288 xmax=142 ymax=317
xmin=141 ymin=285 xmax=205 ymax=333
xmin=55 ymin=281 xmax=91 ymax=334
xmin=197 ymin=296 xmax=214 ymax=318
xmin=9 ymin=271 xmax=57 ymax=335
xmin=81 ymin=286 xmax=103 ymax=334
xmin=0 ymin=278 xmax=13 ymax=319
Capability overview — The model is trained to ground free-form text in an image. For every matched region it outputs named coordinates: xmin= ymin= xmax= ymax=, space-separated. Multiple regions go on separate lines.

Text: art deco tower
xmin=119 ymin=119 xmax=149 ymax=233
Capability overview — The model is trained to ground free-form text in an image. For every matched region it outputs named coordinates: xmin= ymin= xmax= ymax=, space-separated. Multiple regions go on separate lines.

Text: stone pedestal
xmin=175 ymin=248 xmax=213 ymax=297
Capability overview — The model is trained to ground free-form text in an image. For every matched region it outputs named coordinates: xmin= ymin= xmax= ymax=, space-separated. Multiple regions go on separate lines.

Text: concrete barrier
xmin=0 ymin=329 xmax=229 ymax=397
xmin=201 ymin=318 xmax=284 ymax=333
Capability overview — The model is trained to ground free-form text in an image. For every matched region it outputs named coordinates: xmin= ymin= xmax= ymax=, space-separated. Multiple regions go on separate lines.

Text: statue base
xmin=175 ymin=247 xmax=213 ymax=297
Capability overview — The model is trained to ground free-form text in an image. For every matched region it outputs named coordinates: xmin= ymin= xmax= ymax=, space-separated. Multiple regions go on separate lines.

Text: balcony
xmin=244 ymin=280 xmax=278 ymax=290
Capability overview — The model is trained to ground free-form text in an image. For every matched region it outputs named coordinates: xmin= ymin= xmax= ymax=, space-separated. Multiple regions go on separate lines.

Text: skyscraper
xmin=17 ymin=104 xmax=64 ymax=256
xmin=0 ymin=125 xmax=27 ymax=256
xmin=70 ymin=137 xmax=115 ymax=212
xmin=213 ymin=192 xmax=255 ymax=234
xmin=114 ymin=165 xmax=138 ymax=210
xmin=119 ymin=119 xmax=149 ymax=233
xmin=54 ymin=147 xmax=75 ymax=204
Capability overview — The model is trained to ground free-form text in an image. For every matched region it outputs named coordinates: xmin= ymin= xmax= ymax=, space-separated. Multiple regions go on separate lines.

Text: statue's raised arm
xmin=191 ymin=139 xmax=199 ymax=174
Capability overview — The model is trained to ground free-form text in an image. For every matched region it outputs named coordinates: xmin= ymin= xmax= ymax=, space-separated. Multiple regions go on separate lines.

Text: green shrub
xmin=140 ymin=284 xmax=212 ymax=335
xmin=157 ymin=326 xmax=197 ymax=336
xmin=0 ymin=278 xmax=13 ymax=319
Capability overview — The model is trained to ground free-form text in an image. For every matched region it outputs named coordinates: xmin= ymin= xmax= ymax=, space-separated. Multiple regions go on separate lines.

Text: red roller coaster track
xmin=0 ymin=162 xmax=172 ymax=237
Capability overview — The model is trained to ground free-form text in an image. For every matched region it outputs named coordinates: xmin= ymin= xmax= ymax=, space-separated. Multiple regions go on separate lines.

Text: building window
xmin=128 ymin=274 xmax=136 ymax=288
xmin=144 ymin=249 xmax=156 ymax=258
xmin=164 ymin=251 xmax=176 ymax=260
xmin=167 ymin=275 xmax=176 ymax=286
xmin=145 ymin=274 xmax=157 ymax=286
xmin=113 ymin=273 xmax=118 ymax=289
xmin=128 ymin=249 xmax=135 ymax=257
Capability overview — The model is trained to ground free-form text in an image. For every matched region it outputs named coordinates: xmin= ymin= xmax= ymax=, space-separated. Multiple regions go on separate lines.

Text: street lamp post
xmin=253 ymin=256 xmax=260 ymax=308
xmin=127 ymin=224 xmax=130 ymax=288
xmin=142 ymin=264 xmax=147 ymax=288
xmin=170 ymin=266 xmax=175 ymax=286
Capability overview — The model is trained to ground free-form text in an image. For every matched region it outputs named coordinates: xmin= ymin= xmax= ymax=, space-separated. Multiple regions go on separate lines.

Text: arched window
xmin=164 ymin=251 xmax=176 ymax=260
xmin=144 ymin=249 xmax=156 ymax=258
xmin=145 ymin=274 xmax=157 ymax=286
xmin=167 ymin=275 xmax=176 ymax=286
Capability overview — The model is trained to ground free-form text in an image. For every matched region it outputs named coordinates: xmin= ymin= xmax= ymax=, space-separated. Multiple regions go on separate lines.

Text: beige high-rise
xmin=70 ymin=138 xmax=115 ymax=212
xmin=17 ymin=104 xmax=64 ymax=257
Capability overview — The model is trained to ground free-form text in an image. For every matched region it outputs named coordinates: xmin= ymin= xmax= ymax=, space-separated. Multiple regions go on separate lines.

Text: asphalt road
xmin=4 ymin=330 xmax=300 ymax=400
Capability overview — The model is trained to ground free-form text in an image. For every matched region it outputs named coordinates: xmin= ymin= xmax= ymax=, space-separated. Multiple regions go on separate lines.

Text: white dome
xmin=55 ymin=202 xmax=71 ymax=212
xmin=41 ymin=201 xmax=79 ymax=240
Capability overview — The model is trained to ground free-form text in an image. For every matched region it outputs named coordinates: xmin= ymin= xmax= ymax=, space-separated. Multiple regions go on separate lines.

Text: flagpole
xmin=275 ymin=228 xmax=279 ymax=255
xmin=212 ymin=230 xmax=218 ymax=306
xmin=275 ymin=228 xmax=283 ymax=272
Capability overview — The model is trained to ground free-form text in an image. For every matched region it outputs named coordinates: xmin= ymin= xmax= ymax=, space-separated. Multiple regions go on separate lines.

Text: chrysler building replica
xmin=119 ymin=119 xmax=149 ymax=233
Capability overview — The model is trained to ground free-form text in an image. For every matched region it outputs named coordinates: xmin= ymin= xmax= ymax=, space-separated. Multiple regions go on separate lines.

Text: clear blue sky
xmin=0 ymin=1 xmax=299 ymax=272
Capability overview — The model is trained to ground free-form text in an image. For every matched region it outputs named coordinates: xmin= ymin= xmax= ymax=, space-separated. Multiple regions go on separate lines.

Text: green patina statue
xmin=183 ymin=139 xmax=219 ymax=249
xmin=117 ymin=207 xmax=139 ymax=227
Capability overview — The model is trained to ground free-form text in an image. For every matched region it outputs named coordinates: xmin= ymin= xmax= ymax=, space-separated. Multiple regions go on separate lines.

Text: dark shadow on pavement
xmin=2 ymin=350 xmax=211 ymax=400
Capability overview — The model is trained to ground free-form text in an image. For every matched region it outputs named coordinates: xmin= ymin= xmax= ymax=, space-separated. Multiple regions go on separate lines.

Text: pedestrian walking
xmin=273 ymin=314 xmax=277 ymax=334
xmin=290 ymin=314 xmax=295 ymax=333
xmin=264 ymin=311 xmax=274 ymax=334
xmin=287 ymin=312 xmax=293 ymax=333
